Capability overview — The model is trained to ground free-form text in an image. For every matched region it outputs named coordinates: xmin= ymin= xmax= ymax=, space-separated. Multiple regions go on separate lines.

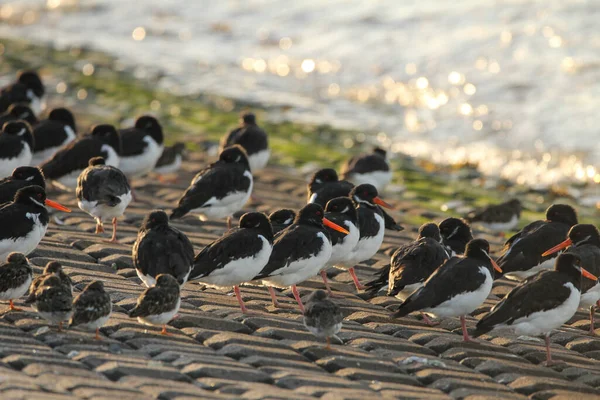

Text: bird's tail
xmin=390 ymin=288 xmax=429 ymax=319
xmin=362 ymin=264 xmax=390 ymax=299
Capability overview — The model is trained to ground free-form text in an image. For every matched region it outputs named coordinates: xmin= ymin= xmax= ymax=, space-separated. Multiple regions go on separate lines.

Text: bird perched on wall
xmin=220 ymin=112 xmax=269 ymax=172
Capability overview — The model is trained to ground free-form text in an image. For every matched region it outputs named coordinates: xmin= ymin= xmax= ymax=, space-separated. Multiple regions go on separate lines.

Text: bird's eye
xmin=363 ymin=191 xmax=368 ymax=195
xmin=37 ymin=193 xmax=43 ymax=199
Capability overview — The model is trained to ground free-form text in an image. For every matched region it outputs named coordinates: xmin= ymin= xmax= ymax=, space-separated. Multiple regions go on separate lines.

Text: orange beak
xmin=323 ymin=217 xmax=349 ymax=235
xmin=373 ymin=196 xmax=393 ymax=209
xmin=581 ymin=267 xmax=597 ymax=281
xmin=541 ymin=238 xmax=572 ymax=257
xmin=490 ymin=257 xmax=502 ymax=273
xmin=45 ymin=199 xmax=72 ymax=213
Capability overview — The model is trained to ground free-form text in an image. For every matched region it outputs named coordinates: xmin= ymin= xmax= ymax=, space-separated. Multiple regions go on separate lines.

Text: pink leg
xmin=234 ymin=285 xmax=248 ymax=313
xmin=109 ymin=218 xmax=119 ymax=243
xmin=131 ymin=186 xmax=138 ymax=202
xmin=227 ymin=216 xmax=232 ymax=230
xmin=460 ymin=315 xmax=472 ymax=342
xmin=268 ymin=286 xmax=282 ymax=308
xmin=421 ymin=313 xmax=439 ymax=326
xmin=320 ymin=270 xmax=334 ymax=296
xmin=348 ymin=267 xmax=365 ymax=291
xmin=543 ymin=335 xmax=558 ymax=366
xmin=590 ymin=305 xmax=597 ymax=335
xmin=291 ymin=285 xmax=305 ymax=313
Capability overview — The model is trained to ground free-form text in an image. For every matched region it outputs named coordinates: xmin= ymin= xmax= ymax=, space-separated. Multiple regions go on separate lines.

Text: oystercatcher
xmin=268 ymin=209 xmax=296 ymax=235
xmin=154 ymin=142 xmax=185 ymax=182
xmin=393 ymin=239 xmax=502 ymax=341
xmin=0 ymin=253 xmax=32 ymax=311
xmin=31 ymin=107 xmax=77 ymax=166
xmin=307 ymin=168 xmax=354 ymax=206
xmin=26 ymin=261 xmax=72 ymax=304
xmin=0 ymin=120 xmax=34 ymax=179
xmin=303 ymin=289 xmax=343 ymax=349
xmin=31 ymin=274 xmax=73 ymax=332
xmin=69 ymin=280 xmax=112 ymax=340
xmin=129 ymin=274 xmax=180 ymax=335
xmin=133 ymin=210 xmax=195 ymax=287
xmin=334 ymin=184 xmax=394 ymax=291
xmin=0 ymin=185 xmax=70 ymax=262
xmin=465 ymin=199 xmax=522 ymax=234
xmin=77 ymin=157 xmax=132 ymax=243
xmin=320 ymin=197 xmax=360 ymax=295
xmin=0 ymin=70 xmax=45 ymax=115
xmin=40 ymin=124 xmax=121 ymax=190
xmin=542 ymin=224 xmax=600 ymax=335
xmin=170 ymin=145 xmax=253 ymax=229
xmin=474 ymin=253 xmax=596 ymax=365
xmin=497 ymin=204 xmax=578 ymax=281
xmin=439 ymin=217 xmax=473 ymax=256
xmin=340 ymin=147 xmax=392 ymax=192
xmin=254 ymin=203 xmax=348 ymax=312
xmin=189 ymin=212 xmax=273 ymax=313
xmin=364 ymin=223 xmax=450 ymax=305
xmin=0 ymin=104 xmax=37 ymax=126
xmin=220 ymin=113 xmax=269 ymax=172
xmin=119 ymin=115 xmax=164 ymax=179
xmin=0 ymin=166 xmax=45 ymax=204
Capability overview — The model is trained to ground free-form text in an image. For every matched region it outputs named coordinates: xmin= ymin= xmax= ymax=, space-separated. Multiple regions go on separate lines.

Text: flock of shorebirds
xmin=0 ymin=70 xmax=598 ymax=365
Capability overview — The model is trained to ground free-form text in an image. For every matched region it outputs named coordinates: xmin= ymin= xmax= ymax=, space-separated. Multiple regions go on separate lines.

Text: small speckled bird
xmin=26 ymin=261 xmax=72 ymax=305
xmin=32 ymin=274 xmax=73 ymax=332
xmin=0 ymin=253 xmax=32 ymax=311
xmin=128 ymin=274 xmax=180 ymax=335
xmin=303 ymin=290 xmax=343 ymax=349
xmin=69 ymin=281 xmax=112 ymax=340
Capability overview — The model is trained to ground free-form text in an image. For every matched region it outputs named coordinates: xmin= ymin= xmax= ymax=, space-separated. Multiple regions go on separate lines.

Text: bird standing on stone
xmin=340 ymin=147 xmax=392 ymax=193
xmin=303 ymin=290 xmax=343 ymax=350
xmin=220 ymin=112 xmax=269 ymax=172
xmin=0 ymin=120 xmax=34 ymax=179
xmin=474 ymin=253 xmax=596 ymax=366
xmin=133 ymin=210 xmax=195 ymax=287
xmin=0 ymin=253 xmax=32 ymax=311
xmin=128 ymin=274 xmax=180 ymax=335
xmin=77 ymin=157 xmax=132 ymax=243
xmin=30 ymin=274 xmax=73 ymax=332
xmin=0 ymin=70 xmax=45 ymax=115
xmin=31 ymin=107 xmax=77 ymax=166
xmin=69 ymin=280 xmax=112 ymax=340
xmin=0 ymin=166 xmax=45 ymax=205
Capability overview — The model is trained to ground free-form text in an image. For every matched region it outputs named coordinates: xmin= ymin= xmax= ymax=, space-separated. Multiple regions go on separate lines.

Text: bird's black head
xmin=554 ymin=253 xmax=584 ymax=281
xmin=6 ymin=252 xmax=28 ymax=265
xmin=43 ymin=261 xmax=63 ymax=274
xmin=7 ymin=104 xmax=37 ymax=125
xmin=242 ymin=112 xmax=257 ymax=125
xmin=568 ymin=224 xmax=600 ymax=248
xmin=373 ymin=147 xmax=387 ymax=158
xmin=2 ymin=120 xmax=34 ymax=148
xmin=268 ymin=209 xmax=296 ymax=227
xmin=239 ymin=212 xmax=273 ymax=242
xmin=91 ymin=124 xmax=122 ymax=154
xmin=325 ymin=197 xmax=357 ymax=222
xmin=155 ymin=274 xmax=180 ymax=290
xmin=134 ymin=115 xmax=163 ymax=145
xmin=88 ymin=157 xmax=105 ymax=167
xmin=306 ymin=289 xmax=329 ymax=303
xmin=350 ymin=184 xmax=380 ymax=207
xmin=310 ymin=168 xmax=339 ymax=186
xmin=465 ymin=238 xmax=491 ymax=258
xmin=142 ymin=210 xmax=170 ymax=230
xmin=84 ymin=280 xmax=105 ymax=292
xmin=545 ymin=204 xmax=578 ymax=226
xmin=11 ymin=166 xmax=45 ymax=189
xmin=17 ymin=70 xmax=44 ymax=97
xmin=48 ymin=108 xmax=76 ymax=130
xmin=296 ymin=203 xmax=326 ymax=227
xmin=219 ymin=145 xmax=250 ymax=168
xmin=507 ymin=198 xmax=522 ymax=212
xmin=418 ymin=223 xmax=442 ymax=242
xmin=439 ymin=217 xmax=473 ymax=254
xmin=13 ymin=185 xmax=47 ymax=208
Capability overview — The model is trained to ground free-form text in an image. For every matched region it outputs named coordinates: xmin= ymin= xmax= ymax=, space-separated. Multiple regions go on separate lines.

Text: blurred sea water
xmin=1 ymin=0 xmax=600 ymax=190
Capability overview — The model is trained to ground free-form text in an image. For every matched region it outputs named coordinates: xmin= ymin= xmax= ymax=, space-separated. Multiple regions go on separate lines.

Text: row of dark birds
xmin=0 ymin=70 xmax=599 ymax=363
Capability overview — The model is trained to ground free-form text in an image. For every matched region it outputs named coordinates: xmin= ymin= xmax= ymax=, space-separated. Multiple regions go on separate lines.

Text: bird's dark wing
xmin=36 ymin=285 xmax=73 ymax=313
xmin=567 ymin=245 xmax=600 ymax=294
xmin=76 ymin=165 xmax=130 ymax=206
xmin=41 ymin=137 xmax=112 ymax=179
xmin=0 ymin=83 xmax=29 ymax=112
xmin=219 ymin=127 xmax=243 ymax=151
xmin=363 ymin=263 xmax=391 ymax=298
xmin=119 ymin=128 xmax=147 ymax=157
xmin=304 ymin=299 xmax=343 ymax=328
xmin=33 ymin=120 xmax=71 ymax=152
xmin=0 ymin=203 xmax=48 ymax=240
xmin=0 ymin=264 xmax=30 ymax=294
xmin=129 ymin=286 xmax=179 ymax=318
xmin=500 ymin=220 xmax=546 ymax=252
xmin=341 ymin=154 xmax=389 ymax=175
xmin=70 ymin=290 xmax=111 ymax=326
xmin=0 ymin=134 xmax=27 ymax=160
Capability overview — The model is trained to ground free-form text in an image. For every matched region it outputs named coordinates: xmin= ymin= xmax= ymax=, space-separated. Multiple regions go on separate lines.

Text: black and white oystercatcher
xmin=0 ymin=185 xmax=70 ymax=262
xmin=307 ymin=168 xmax=354 ymax=207
xmin=154 ymin=142 xmax=186 ymax=182
xmin=0 ymin=166 xmax=45 ymax=204
xmin=77 ymin=157 xmax=132 ymax=243
xmin=438 ymin=217 xmax=473 ymax=257
xmin=0 ymin=104 xmax=38 ymax=127
xmin=220 ymin=113 xmax=269 ymax=172
xmin=0 ymin=70 xmax=45 ymax=114
xmin=497 ymin=204 xmax=578 ymax=281
xmin=393 ymin=239 xmax=502 ymax=341
xmin=474 ymin=253 xmax=596 ymax=365
xmin=26 ymin=261 xmax=72 ymax=304
xmin=465 ymin=199 xmax=522 ymax=234
xmin=129 ymin=274 xmax=180 ymax=335
xmin=40 ymin=124 xmax=121 ymax=190
xmin=254 ymin=203 xmax=348 ymax=312
xmin=69 ymin=280 xmax=112 ymax=340
xmin=133 ymin=210 xmax=195 ymax=287
xmin=340 ymin=147 xmax=392 ymax=193
xmin=189 ymin=212 xmax=274 ymax=313
xmin=303 ymin=289 xmax=343 ymax=349
xmin=0 ymin=253 xmax=32 ymax=311
xmin=170 ymin=145 xmax=253 ymax=229
xmin=31 ymin=107 xmax=77 ymax=166
xmin=119 ymin=116 xmax=164 ymax=179
xmin=31 ymin=274 xmax=73 ymax=332
xmin=0 ymin=120 xmax=34 ymax=179
xmin=268 ymin=209 xmax=296 ymax=235
xmin=334 ymin=184 xmax=394 ymax=291
xmin=542 ymin=224 xmax=600 ymax=335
